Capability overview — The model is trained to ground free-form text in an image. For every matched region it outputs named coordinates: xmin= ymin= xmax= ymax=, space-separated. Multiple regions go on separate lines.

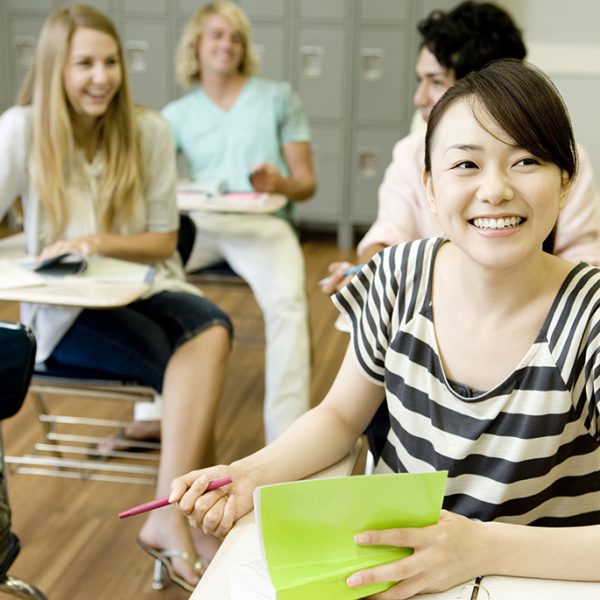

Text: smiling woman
xmin=0 ymin=4 xmax=235 ymax=593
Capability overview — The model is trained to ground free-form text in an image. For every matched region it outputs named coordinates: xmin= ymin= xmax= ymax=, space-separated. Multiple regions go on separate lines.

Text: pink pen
xmin=118 ymin=476 xmax=233 ymax=519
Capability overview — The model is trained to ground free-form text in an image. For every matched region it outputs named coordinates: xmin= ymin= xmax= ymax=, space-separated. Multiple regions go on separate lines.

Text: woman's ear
xmin=559 ymin=171 xmax=571 ymax=209
xmin=422 ymin=170 xmax=437 ymax=214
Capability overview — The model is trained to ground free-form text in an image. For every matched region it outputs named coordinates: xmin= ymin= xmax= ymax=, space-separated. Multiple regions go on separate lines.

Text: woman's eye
xmin=453 ymin=161 xmax=477 ymax=170
xmin=516 ymin=157 xmax=541 ymax=167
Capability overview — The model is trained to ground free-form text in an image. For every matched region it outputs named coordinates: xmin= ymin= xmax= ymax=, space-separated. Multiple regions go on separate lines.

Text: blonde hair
xmin=16 ymin=4 xmax=143 ymax=239
xmin=176 ymin=1 xmax=258 ymax=88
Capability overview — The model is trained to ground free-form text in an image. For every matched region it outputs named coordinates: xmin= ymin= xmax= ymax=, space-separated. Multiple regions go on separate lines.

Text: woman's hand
xmin=39 ymin=234 xmax=102 ymax=260
xmin=170 ymin=464 xmax=257 ymax=539
xmin=249 ymin=162 xmax=285 ymax=194
xmin=347 ymin=511 xmax=485 ymax=599
xmin=320 ymin=261 xmax=356 ymax=295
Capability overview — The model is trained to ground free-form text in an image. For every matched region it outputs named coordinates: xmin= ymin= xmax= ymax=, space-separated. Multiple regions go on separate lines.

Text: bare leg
xmin=139 ymin=324 xmax=230 ymax=586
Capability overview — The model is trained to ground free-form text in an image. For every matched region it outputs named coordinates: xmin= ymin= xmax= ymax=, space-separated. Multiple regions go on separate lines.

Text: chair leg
xmin=0 ymin=575 xmax=48 ymax=600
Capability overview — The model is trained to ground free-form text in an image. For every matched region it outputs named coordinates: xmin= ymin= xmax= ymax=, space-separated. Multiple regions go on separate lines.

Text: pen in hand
xmin=318 ymin=264 xmax=363 ymax=287
xmin=118 ymin=476 xmax=233 ymax=519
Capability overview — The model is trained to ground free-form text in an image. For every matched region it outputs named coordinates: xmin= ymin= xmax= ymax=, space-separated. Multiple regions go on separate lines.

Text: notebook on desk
xmin=230 ymin=472 xmax=448 ymax=600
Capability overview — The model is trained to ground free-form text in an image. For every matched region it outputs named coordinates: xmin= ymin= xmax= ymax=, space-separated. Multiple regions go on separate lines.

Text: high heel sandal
xmin=137 ymin=537 xmax=205 ymax=592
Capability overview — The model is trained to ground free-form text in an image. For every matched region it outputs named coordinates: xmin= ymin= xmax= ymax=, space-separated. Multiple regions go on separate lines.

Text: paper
xmin=0 ymin=260 xmax=46 ymax=290
xmin=1 ymin=255 xmax=155 ymax=289
xmin=254 ymin=471 xmax=447 ymax=599
xmin=230 ymin=557 xmax=276 ymax=600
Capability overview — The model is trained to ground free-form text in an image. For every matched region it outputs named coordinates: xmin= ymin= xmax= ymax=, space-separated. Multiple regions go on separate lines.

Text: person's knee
xmin=191 ymin=323 xmax=232 ymax=360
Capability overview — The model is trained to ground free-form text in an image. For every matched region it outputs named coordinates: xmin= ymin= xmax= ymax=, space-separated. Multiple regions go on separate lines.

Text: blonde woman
xmin=163 ymin=1 xmax=316 ymax=444
xmin=0 ymin=4 xmax=232 ymax=592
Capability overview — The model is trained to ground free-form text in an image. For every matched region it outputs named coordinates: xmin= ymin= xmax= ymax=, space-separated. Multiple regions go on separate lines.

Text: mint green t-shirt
xmin=161 ymin=77 xmax=310 ymax=222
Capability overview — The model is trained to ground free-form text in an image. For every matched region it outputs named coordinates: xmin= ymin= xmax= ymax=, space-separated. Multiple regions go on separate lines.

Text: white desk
xmin=0 ymin=233 xmax=149 ymax=308
xmin=191 ymin=442 xmax=362 ymax=599
xmin=177 ymin=189 xmax=287 ymax=214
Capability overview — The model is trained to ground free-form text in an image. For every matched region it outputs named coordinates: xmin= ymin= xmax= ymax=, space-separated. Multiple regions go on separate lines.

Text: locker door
xmin=7 ymin=0 xmax=53 ymax=11
xmin=296 ymin=27 xmax=346 ymax=120
xmin=122 ymin=0 xmax=169 ymax=15
xmin=351 ymin=128 xmax=401 ymax=224
xmin=6 ymin=14 xmax=46 ymax=104
xmin=298 ymin=0 xmax=347 ymax=20
xmin=356 ymin=29 xmax=411 ymax=123
xmin=238 ymin=0 xmax=287 ymax=19
xmin=357 ymin=0 xmax=412 ymax=23
xmin=121 ymin=21 xmax=172 ymax=109
xmin=252 ymin=24 xmax=287 ymax=82
xmin=296 ymin=126 xmax=343 ymax=222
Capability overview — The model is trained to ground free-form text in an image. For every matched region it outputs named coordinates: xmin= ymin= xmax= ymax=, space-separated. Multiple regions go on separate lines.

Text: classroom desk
xmin=190 ymin=442 xmax=362 ymax=599
xmin=0 ymin=233 xmax=149 ymax=308
xmin=176 ymin=189 xmax=287 ymax=214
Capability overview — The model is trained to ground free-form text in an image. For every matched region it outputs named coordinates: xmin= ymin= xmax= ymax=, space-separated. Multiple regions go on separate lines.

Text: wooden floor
xmin=0 ymin=231 xmax=357 ymax=599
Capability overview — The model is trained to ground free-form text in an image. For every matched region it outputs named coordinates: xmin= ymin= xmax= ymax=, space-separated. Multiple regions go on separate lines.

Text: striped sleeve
xmin=332 ymin=239 xmax=437 ymax=385
xmin=548 ymin=263 xmax=600 ymax=441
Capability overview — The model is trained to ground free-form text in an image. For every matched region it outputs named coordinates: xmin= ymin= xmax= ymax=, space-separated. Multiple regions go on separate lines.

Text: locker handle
xmin=360 ymin=47 xmax=385 ymax=81
xmin=358 ymin=148 xmax=378 ymax=178
xmin=14 ymin=36 xmax=36 ymax=69
xmin=125 ymin=40 xmax=149 ymax=73
xmin=300 ymin=45 xmax=323 ymax=79
xmin=252 ymin=43 xmax=265 ymax=68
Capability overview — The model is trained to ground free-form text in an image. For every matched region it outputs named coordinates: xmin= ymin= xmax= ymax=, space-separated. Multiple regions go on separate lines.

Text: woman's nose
xmin=92 ymin=64 xmax=109 ymax=83
xmin=477 ymin=169 xmax=514 ymax=204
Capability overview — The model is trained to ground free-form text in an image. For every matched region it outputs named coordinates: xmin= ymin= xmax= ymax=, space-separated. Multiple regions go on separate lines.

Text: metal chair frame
xmin=5 ymin=371 xmax=160 ymax=486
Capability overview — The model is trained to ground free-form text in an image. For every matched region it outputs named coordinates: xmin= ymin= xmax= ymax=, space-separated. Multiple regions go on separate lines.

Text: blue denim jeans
xmin=48 ymin=291 xmax=232 ymax=392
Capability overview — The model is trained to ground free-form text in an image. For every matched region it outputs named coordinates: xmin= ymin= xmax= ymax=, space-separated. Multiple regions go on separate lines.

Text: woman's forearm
xmin=54 ymin=230 xmax=177 ymax=262
xmin=233 ymin=402 xmax=361 ymax=487
xmin=479 ymin=520 xmax=600 ymax=581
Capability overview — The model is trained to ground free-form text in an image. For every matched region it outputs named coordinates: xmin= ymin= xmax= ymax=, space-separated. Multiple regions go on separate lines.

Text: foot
xmin=139 ymin=508 xmax=202 ymax=588
xmin=96 ymin=420 xmax=161 ymax=454
xmin=190 ymin=526 xmax=222 ymax=567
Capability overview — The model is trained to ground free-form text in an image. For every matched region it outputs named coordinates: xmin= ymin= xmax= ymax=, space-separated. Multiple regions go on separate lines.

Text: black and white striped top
xmin=334 ymin=238 xmax=600 ymax=526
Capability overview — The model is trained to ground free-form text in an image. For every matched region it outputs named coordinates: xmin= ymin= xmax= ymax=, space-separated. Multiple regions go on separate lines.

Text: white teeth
xmin=472 ymin=216 xmax=523 ymax=230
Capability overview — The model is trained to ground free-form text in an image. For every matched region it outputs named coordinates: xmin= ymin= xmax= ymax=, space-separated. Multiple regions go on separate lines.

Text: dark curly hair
xmin=418 ymin=1 xmax=526 ymax=80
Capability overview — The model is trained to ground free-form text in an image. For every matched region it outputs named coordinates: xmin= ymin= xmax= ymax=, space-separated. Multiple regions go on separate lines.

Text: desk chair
xmin=0 ymin=321 xmax=48 ymax=599
xmin=5 ymin=363 xmax=160 ymax=485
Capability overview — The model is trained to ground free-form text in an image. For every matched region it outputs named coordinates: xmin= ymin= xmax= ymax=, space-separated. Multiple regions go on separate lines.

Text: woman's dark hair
xmin=424 ymin=59 xmax=577 ymax=180
xmin=418 ymin=1 xmax=526 ymax=80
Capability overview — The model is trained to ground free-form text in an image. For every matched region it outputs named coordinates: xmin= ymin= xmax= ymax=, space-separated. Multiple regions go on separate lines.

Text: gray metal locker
xmin=298 ymin=0 xmax=348 ymax=21
xmin=355 ymin=29 xmax=411 ymax=123
xmin=252 ymin=24 xmax=289 ymax=82
xmin=295 ymin=126 xmax=344 ymax=223
xmin=122 ymin=0 xmax=169 ymax=16
xmin=121 ymin=21 xmax=173 ymax=110
xmin=238 ymin=0 xmax=287 ymax=20
xmin=357 ymin=0 xmax=412 ymax=23
xmin=350 ymin=128 xmax=400 ymax=224
xmin=296 ymin=26 xmax=347 ymax=120
xmin=6 ymin=14 xmax=46 ymax=105
xmin=7 ymin=0 xmax=53 ymax=11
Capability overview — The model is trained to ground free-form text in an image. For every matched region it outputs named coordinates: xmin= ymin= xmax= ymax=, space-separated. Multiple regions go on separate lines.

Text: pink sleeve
xmin=357 ymin=132 xmax=442 ymax=258
xmin=554 ymin=144 xmax=600 ymax=266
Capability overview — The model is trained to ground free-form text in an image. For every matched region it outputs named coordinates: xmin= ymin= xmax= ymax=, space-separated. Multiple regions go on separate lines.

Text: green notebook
xmin=254 ymin=471 xmax=448 ymax=599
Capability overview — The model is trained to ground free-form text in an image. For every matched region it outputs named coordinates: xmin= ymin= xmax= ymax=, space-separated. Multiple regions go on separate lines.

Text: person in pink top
xmin=322 ymin=1 xmax=600 ymax=294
